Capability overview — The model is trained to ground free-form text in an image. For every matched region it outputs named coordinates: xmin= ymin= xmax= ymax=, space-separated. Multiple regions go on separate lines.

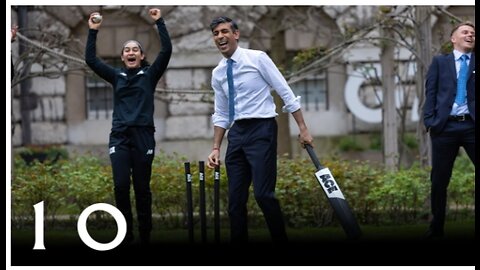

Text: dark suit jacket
xmin=423 ymin=52 xmax=476 ymax=134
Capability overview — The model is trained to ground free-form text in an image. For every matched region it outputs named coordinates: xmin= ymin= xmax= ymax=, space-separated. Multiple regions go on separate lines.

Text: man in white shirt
xmin=206 ymin=16 xmax=313 ymax=243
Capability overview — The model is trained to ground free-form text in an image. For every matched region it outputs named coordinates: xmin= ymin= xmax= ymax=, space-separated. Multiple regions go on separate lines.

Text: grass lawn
xmin=11 ymin=219 xmax=475 ymax=244
xmin=10 ymin=219 xmax=475 ymax=266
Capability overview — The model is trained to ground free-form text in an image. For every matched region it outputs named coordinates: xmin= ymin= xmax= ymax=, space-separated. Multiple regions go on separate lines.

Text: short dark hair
xmin=450 ymin=21 xmax=475 ymax=37
xmin=210 ymin=16 xmax=238 ymax=32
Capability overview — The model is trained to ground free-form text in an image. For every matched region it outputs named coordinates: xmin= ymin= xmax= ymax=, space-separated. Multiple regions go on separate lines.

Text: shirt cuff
xmin=282 ymin=96 xmax=301 ymax=113
xmin=212 ymin=114 xmax=230 ymax=129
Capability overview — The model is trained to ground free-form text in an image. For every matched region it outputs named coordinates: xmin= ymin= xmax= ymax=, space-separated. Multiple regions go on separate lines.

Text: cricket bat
xmin=305 ymin=144 xmax=362 ymax=240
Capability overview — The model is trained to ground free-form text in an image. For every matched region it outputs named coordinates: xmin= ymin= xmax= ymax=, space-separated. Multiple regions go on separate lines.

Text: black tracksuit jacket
xmin=85 ymin=18 xmax=172 ymax=132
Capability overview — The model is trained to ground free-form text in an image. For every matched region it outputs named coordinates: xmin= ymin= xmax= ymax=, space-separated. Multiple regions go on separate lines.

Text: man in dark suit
xmin=423 ymin=21 xmax=475 ymax=239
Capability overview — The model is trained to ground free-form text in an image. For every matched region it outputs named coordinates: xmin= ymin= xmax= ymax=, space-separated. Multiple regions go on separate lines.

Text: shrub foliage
xmin=11 ymin=151 xmax=474 ymax=228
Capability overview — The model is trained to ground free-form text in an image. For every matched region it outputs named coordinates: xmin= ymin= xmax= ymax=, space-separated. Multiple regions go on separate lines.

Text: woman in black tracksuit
xmin=85 ymin=8 xmax=172 ymax=245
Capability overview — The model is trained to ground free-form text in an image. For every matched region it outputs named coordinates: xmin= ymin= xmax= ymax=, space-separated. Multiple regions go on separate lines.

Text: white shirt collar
xmin=453 ymin=50 xmax=471 ymax=61
xmin=225 ymin=46 xmax=242 ymax=64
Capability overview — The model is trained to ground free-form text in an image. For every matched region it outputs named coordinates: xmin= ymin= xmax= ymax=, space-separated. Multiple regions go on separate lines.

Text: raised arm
xmin=148 ymin=8 xmax=173 ymax=85
xmin=85 ymin=12 xmax=116 ymax=83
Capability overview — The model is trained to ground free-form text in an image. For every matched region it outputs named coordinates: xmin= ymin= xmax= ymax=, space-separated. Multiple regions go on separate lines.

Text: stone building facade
xmin=10 ymin=6 xmax=475 ymax=159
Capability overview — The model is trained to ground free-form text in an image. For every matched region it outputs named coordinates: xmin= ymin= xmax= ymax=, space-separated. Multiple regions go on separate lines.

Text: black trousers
xmin=225 ymin=118 xmax=287 ymax=243
xmin=109 ymin=126 xmax=155 ymax=242
xmin=429 ymin=118 xmax=475 ymax=234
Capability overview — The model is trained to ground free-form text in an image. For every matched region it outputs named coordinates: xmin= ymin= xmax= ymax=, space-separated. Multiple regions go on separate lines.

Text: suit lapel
xmin=467 ymin=54 xmax=475 ymax=80
xmin=447 ymin=53 xmax=457 ymax=82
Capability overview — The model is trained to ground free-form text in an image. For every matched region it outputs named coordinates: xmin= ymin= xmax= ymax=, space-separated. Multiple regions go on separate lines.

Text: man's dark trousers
xmin=429 ymin=118 xmax=475 ymax=235
xmin=225 ymin=118 xmax=288 ymax=243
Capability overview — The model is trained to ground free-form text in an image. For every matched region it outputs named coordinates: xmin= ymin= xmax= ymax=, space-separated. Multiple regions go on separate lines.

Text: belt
xmin=448 ymin=114 xmax=471 ymax=121
xmin=235 ymin=117 xmax=275 ymax=124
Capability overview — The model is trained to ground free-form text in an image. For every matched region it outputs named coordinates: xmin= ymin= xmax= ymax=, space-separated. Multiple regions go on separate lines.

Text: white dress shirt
xmin=211 ymin=47 xmax=301 ymax=129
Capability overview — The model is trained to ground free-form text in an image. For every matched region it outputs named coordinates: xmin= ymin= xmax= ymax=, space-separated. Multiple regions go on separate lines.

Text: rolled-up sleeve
xmin=281 ymin=95 xmax=301 ymax=113
xmin=211 ymin=73 xmax=230 ymax=129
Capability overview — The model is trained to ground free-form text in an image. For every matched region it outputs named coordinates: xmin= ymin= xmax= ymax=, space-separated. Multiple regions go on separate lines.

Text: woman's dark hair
xmin=140 ymin=58 xmax=150 ymax=67
xmin=210 ymin=16 xmax=238 ymax=32
xmin=121 ymin=40 xmax=150 ymax=67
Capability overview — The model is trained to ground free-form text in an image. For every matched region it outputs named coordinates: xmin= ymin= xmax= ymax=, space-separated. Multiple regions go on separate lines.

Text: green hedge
xmin=11 ymin=151 xmax=474 ymax=229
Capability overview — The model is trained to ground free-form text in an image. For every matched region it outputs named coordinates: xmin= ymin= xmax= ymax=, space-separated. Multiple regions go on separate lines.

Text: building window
xmin=290 ymin=73 xmax=327 ymax=111
xmin=86 ymin=77 xmax=113 ymax=120
xmin=85 ymin=58 xmax=120 ymax=120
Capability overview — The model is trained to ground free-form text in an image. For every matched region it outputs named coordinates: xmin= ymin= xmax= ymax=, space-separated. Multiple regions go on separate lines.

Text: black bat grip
xmin=305 ymin=144 xmax=324 ymax=170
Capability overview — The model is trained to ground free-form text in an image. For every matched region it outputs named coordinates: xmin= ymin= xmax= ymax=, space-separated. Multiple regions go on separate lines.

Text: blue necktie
xmin=455 ymin=54 xmax=469 ymax=105
xmin=227 ymin=59 xmax=235 ymax=125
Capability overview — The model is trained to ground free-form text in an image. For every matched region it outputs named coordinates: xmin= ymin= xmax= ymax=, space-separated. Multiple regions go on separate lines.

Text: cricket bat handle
xmin=305 ymin=144 xmax=323 ymax=170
